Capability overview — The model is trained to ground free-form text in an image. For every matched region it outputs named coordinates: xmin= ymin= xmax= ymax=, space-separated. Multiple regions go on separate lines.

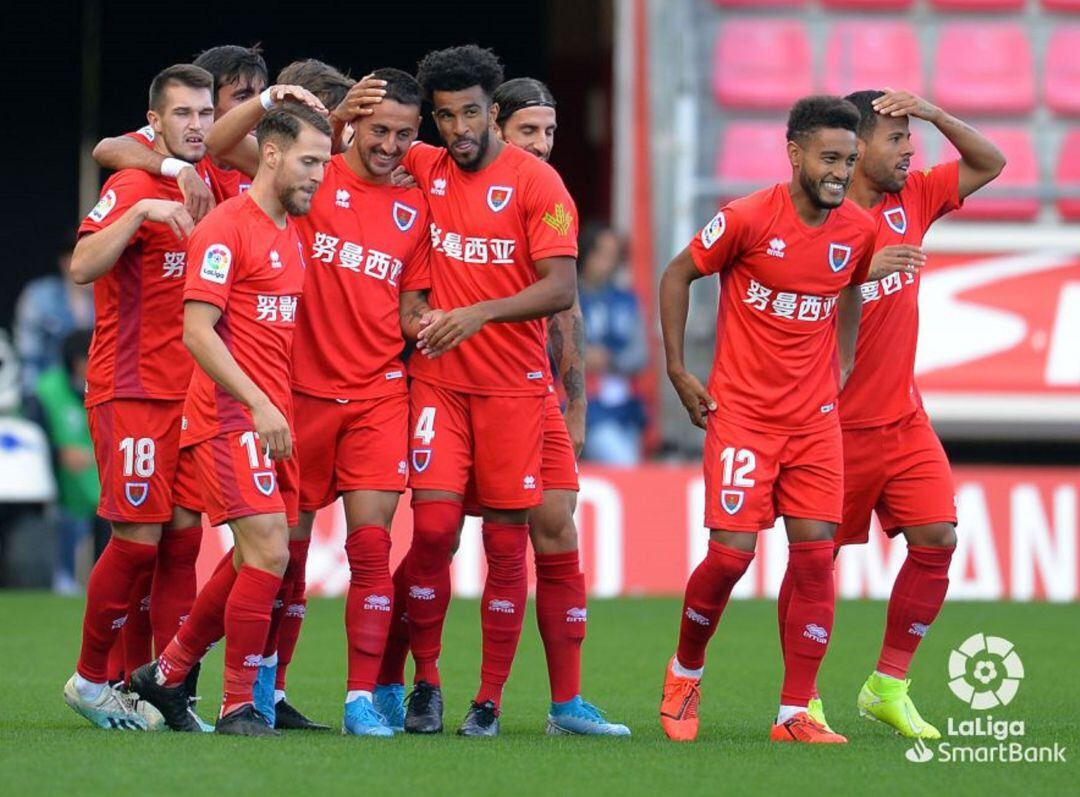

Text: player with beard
xmin=130 ymin=104 xmax=332 ymax=737
xmin=806 ymin=89 xmax=1003 ymax=739
xmin=657 ymin=96 xmax=878 ymax=744
xmin=62 ymin=64 xmax=215 ymax=731
xmin=373 ymin=76 xmax=626 ymax=736
xmin=387 ymin=46 xmax=577 ymax=737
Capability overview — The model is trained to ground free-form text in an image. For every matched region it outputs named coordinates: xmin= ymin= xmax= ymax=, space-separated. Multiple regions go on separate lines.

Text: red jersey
xmin=291 ymin=154 xmax=431 ymax=399
xmin=180 ymin=194 xmax=307 ymax=446
xmin=689 ymin=184 xmax=875 ymax=433
xmin=838 ymin=161 xmax=962 ymax=429
xmin=125 ymin=127 xmax=250 ymax=199
xmin=402 ymin=142 xmax=578 ymax=396
xmin=78 ymin=169 xmax=205 ymax=406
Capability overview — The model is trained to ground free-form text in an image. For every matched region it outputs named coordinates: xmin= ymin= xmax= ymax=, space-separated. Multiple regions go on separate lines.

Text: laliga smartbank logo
xmin=904 ymin=633 xmax=1066 ymax=765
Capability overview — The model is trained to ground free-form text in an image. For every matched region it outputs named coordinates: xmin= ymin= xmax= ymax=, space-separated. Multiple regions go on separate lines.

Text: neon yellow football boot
xmin=857 ymin=672 xmax=941 ymax=739
xmin=807 ymin=697 xmax=835 ymax=733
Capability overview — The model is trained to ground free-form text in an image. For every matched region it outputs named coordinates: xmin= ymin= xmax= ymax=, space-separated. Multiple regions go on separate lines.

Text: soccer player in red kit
xmin=393 ymin=46 xmax=577 ymax=737
xmin=374 ymin=76 xmax=628 ymax=736
xmin=130 ymin=103 xmax=332 ymax=737
xmin=658 ymin=96 xmax=877 ymax=744
xmin=819 ymin=89 xmax=1004 ymax=739
xmin=61 ymin=64 xmax=216 ymax=731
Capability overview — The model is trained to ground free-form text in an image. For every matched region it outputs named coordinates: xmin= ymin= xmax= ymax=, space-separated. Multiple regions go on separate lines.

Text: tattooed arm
xmin=548 ymin=294 xmax=587 ymax=456
xmin=400 ymin=290 xmax=441 ymax=341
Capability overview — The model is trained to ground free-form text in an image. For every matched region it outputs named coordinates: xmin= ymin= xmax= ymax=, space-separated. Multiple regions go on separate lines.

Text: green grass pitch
xmin=1 ymin=594 xmax=1076 ymax=796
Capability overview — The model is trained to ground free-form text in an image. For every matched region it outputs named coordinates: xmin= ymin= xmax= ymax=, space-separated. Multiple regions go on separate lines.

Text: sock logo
xmin=803 ymin=623 xmax=829 ymax=644
xmin=364 ymin=594 xmax=391 ymax=612
xmin=910 ymin=622 xmax=929 ymax=638
xmin=409 ymin=586 xmax=436 ymax=601
xmin=111 ymin=614 xmax=128 ymax=630
xmin=487 ymin=599 xmax=516 ymax=614
xmin=243 ymin=654 xmax=264 ymax=669
xmin=139 ymin=595 xmax=151 ymax=612
xmin=685 ymin=607 xmax=710 ymax=626
xmin=566 ymin=607 xmax=588 ymax=623
xmin=285 ymin=603 xmax=306 ymax=619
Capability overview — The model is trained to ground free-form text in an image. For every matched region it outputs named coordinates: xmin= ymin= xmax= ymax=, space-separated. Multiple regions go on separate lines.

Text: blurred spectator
xmin=578 ymin=224 xmax=647 ymax=465
xmin=37 ymin=330 xmax=99 ymax=594
xmin=14 ymin=238 xmax=94 ymax=419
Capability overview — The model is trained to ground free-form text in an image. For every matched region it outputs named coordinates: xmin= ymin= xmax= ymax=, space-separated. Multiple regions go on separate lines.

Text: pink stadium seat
xmin=823 ymin=21 xmax=922 ymax=97
xmin=821 ymin=0 xmax=913 ymax=8
xmin=945 ymin=128 xmax=1038 ymax=220
xmin=1042 ymin=0 xmax=1080 ymax=11
xmin=1055 ymin=131 xmax=1080 ymax=220
xmin=1045 ymin=27 xmax=1080 ymax=115
xmin=715 ymin=122 xmax=791 ymax=194
xmin=713 ymin=20 xmax=812 ymax=110
xmin=933 ymin=24 xmax=1035 ymax=114
xmin=713 ymin=0 xmax=806 ymax=6
xmin=929 ymin=0 xmax=1023 ymax=10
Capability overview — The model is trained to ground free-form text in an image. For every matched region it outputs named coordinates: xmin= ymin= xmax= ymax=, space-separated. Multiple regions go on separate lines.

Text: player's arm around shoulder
xmin=71 ymin=170 xmax=192 ymax=285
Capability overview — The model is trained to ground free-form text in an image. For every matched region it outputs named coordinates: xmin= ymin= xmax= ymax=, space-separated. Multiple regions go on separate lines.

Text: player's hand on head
xmin=175 ymin=167 xmax=215 ymax=223
xmin=139 ymin=199 xmax=195 ymax=240
xmin=416 ymin=306 xmax=487 ymax=358
xmin=390 ymin=166 xmax=417 ymax=189
xmin=668 ymin=368 xmax=717 ymax=430
xmin=867 ymin=244 xmax=926 ymax=282
xmin=252 ymin=400 xmax=292 ymax=460
xmin=332 ymin=74 xmax=387 ymax=125
xmin=270 ymin=84 xmax=328 ymax=116
xmin=873 ymin=88 xmax=938 ymax=121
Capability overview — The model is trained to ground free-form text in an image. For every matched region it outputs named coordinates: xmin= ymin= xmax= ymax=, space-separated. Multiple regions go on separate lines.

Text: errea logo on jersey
xmin=335 ymin=189 xmax=350 ymax=208
xmin=200 ymin=244 xmax=232 ymax=284
xmin=767 ymin=238 xmax=786 ymax=258
xmin=88 ymin=190 xmax=117 ymax=223
xmin=431 ymin=178 xmax=447 ymax=196
xmin=269 ymin=249 xmax=282 ymax=269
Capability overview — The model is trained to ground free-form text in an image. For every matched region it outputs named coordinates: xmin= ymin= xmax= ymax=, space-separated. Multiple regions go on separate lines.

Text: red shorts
xmin=703 ymin=413 xmax=843 ymax=532
xmin=835 ymin=408 xmax=957 ymax=546
xmin=408 ymin=380 xmax=544 ymax=510
xmin=182 ymin=429 xmax=300 ymax=527
xmin=294 ymin=390 xmax=409 ymax=511
xmin=87 ymin=398 xmax=183 ymax=523
xmin=462 ymin=391 xmax=579 ymax=515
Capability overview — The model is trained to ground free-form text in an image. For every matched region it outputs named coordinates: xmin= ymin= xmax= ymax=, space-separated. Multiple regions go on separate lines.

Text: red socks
xmin=780 ymin=541 xmax=836 ymax=706
xmin=475 ymin=522 xmax=529 ymax=708
xmin=76 ymin=537 xmax=157 ymax=683
xmin=676 ymin=540 xmax=755 ymax=670
xmin=376 ymin=556 xmax=411 ymax=685
xmin=158 ymin=551 xmax=236 ymax=687
xmin=345 ymin=526 xmax=394 ymax=692
xmin=273 ymin=538 xmax=310 ymax=690
xmin=221 ymin=565 xmax=282 ymax=715
xmin=535 ymin=550 xmax=587 ymax=703
xmin=404 ymin=500 xmax=462 ymax=686
xmin=151 ymin=526 xmax=202 ymax=655
xmin=877 ymin=545 xmax=954 ymax=678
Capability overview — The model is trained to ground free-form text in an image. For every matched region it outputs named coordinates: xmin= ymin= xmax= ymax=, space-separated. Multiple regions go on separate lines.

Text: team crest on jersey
xmin=411 ymin=448 xmax=432 ymax=473
xmin=89 ymin=190 xmax=117 ymax=223
xmin=884 ymin=206 xmax=908 ymax=235
xmin=828 ymin=243 xmax=852 ymax=273
xmin=253 ymin=471 xmax=276 ymax=497
xmin=486 ymin=185 xmax=513 ymax=213
xmin=720 ymin=489 xmax=744 ymax=515
xmin=700 ymin=211 xmax=726 ymax=249
xmin=393 ymin=201 xmax=418 ymax=232
xmin=125 ymin=482 xmax=149 ymax=507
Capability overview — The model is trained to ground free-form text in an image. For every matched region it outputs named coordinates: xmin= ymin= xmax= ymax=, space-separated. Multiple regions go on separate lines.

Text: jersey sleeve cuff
xmin=183 ymin=289 xmax=227 ymax=310
xmin=530 ymin=245 xmax=579 ymax=261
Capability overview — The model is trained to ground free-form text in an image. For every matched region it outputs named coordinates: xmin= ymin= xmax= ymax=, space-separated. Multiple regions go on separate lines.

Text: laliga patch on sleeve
xmin=88 ymin=190 xmax=117 ymax=223
xmin=135 ymin=125 xmax=156 ymax=143
xmin=700 ymin=211 xmax=726 ymax=249
xmin=200 ymin=244 xmax=232 ymax=284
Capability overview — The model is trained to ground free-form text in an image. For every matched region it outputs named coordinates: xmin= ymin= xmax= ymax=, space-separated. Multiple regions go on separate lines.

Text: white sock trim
xmin=262 ymin=652 xmax=279 ymax=668
xmin=346 ymin=690 xmax=374 ymax=704
xmin=74 ymin=674 xmax=106 ymax=701
xmin=777 ymin=704 xmax=807 ymax=724
xmin=274 ymin=689 xmax=286 ymax=704
xmin=672 ymin=658 xmax=703 ymax=679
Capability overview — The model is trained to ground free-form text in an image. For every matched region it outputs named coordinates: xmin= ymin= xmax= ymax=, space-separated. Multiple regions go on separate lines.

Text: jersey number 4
xmin=414 ymin=407 xmax=436 ymax=445
xmin=719 ymin=447 xmax=756 ymax=487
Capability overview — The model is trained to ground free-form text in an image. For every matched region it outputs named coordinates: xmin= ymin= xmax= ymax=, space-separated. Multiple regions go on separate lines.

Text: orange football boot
xmin=660 ymin=658 xmax=701 ymax=742
xmin=770 ymin=711 xmax=848 ymax=744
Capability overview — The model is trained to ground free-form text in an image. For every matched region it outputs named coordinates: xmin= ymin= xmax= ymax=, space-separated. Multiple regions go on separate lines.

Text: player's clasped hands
xmin=867 ymin=244 xmax=926 ymax=282
xmin=175 ymin=166 xmax=216 ymax=222
xmin=669 ymin=367 xmax=717 ymax=430
xmin=252 ymin=399 xmax=293 ymax=460
xmin=138 ymin=199 xmax=195 ymax=241
xmin=416 ymin=306 xmax=487 ymax=358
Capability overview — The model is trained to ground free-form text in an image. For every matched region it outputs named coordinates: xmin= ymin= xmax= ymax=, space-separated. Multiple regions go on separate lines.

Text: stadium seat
xmin=715 ymin=122 xmax=791 ymax=195
xmin=820 ymin=0 xmax=913 ymax=8
xmin=1042 ymin=0 xmax=1080 ymax=11
xmin=712 ymin=0 xmax=806 ymax=6
xmin=823 ymin=21 xmax=922 ymax=97
xmin=1055 ymin=130 xmax=1080 ymax=220
xmin=713 ymin=20 xmax=812 ymax=110
xmin=929 ymin=0 xmax=1023 ymax=10
xmin=944 ymin=128 xmax=1038 ymax=220
xmin=933 ymin=24 xmax=1035 ymax=114
xmin=1045 ymin=27 xmax=1080 ymax=115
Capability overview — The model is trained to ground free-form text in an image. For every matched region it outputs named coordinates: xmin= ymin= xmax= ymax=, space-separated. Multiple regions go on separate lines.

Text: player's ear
xmin=147 ymin=108 xmax=162 ymax=135
xmin=856 ymin=137 xmax=867 ymax=160
xmin=262 ymin=139 xmax=280 ymax=169
xmin=488 ymin=101 xmax=499 ymax=127
xmin=786 ymin=139 xmax=801 ymax=169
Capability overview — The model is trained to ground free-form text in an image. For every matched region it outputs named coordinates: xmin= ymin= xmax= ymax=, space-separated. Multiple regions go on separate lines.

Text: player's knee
xmin=111 ymin=522 xmax=162 ymax=545
xmin=413 ymin=500 xmax=463 ymax=557
xmin=907 ymin=522 xmax=957 ymax=548
xmin=483 ymin=523 xmax=528 ymax=565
